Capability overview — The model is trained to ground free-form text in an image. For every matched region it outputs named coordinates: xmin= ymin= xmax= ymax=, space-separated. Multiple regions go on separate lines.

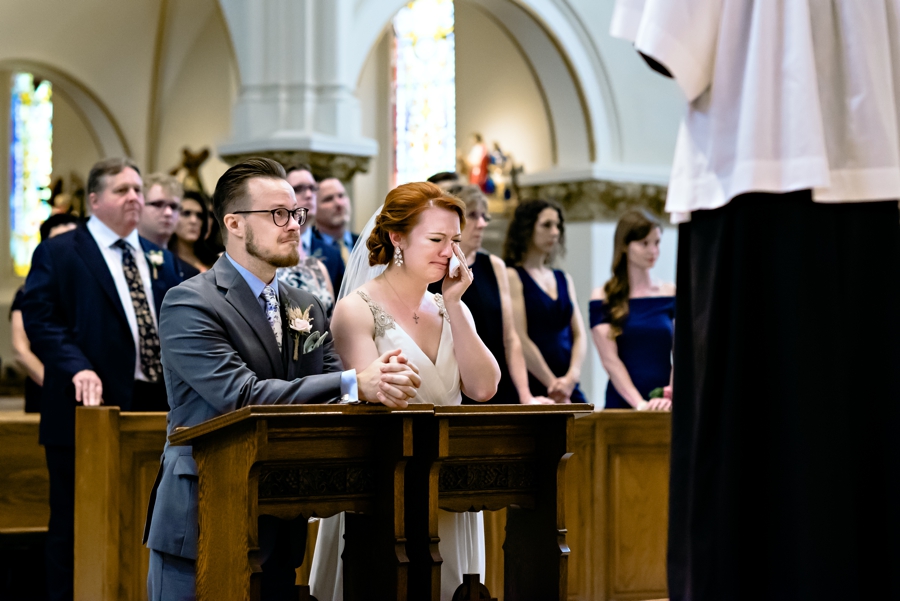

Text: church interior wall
xmin=455 ymin=0 xmax=554 ymax=176
xmin=153 ymin=2 xmax=237 ymax=191
xmin=0 ymin=0 xmax=686 ymax=399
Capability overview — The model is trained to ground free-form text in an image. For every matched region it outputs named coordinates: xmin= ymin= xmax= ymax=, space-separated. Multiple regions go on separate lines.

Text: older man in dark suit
xmin=143 ymin=158 xmax=420 ymax=600
xmin=22 ymin=157 xmax=183 ymax=601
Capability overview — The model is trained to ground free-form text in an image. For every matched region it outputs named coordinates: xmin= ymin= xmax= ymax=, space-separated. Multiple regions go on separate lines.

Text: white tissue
xmin=448 ymin=254 xmax=461 ymax=278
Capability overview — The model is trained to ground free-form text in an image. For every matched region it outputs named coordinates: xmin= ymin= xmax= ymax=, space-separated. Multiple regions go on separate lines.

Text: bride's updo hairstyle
xmin=367 ymin=182 xmax=466 ymax=266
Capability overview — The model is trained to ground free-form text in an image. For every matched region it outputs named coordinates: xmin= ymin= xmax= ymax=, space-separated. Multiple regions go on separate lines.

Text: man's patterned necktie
xmin=113 ymin=240 xmax=162 ymax=382
xmin=261 ymin=285 xmax=283 ymax=351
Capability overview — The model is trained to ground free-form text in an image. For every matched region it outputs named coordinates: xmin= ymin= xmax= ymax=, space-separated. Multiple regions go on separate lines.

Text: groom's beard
xmin=246 ymin=227 xmax=300 ymax=268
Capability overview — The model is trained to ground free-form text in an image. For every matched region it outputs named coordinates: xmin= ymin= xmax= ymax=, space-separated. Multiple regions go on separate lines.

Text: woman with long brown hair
xmin=590 ymin=209 xmax=674 ymax=410
xmin=505 ymin=199 xmax=588 ymax=403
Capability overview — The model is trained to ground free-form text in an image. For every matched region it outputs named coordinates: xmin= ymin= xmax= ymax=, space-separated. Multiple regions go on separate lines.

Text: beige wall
xmin=154 ymin=4 xmax=236 ymax=192
xmin=455 ymin=0 xmax=553 ymax=175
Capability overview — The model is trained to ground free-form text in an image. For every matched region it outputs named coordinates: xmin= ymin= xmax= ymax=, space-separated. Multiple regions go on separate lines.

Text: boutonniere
xmin=146 ymin=250 xmax=164 ymax=279
xmin=287 ymin=304 xmax=329 ymax=360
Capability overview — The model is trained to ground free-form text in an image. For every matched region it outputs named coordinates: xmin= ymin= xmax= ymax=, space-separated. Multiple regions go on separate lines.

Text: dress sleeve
xmin=610 ymin=0 xmax=723 ymax=101
xmin=589 ymin=300 xmax=610 ymax=328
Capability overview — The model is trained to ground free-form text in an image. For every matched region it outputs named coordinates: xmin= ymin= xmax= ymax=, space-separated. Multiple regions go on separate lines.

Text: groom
xmin=144 ymin=157 xmax=420 ymax=600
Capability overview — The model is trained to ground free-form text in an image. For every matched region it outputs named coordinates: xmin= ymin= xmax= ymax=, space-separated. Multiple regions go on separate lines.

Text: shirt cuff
xmin=340 ymin=369 xmax=358 ymax=400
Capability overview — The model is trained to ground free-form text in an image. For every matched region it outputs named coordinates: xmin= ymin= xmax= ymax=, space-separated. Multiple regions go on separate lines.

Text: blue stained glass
xmin=393 ymin=0 xmax=456 ymax=186
xmin=9 ymin=72 xmax=53 ymax=277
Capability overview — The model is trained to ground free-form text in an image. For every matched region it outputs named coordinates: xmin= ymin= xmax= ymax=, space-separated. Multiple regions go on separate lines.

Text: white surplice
xmin=309 ymin=290 xmax=485 ymax=601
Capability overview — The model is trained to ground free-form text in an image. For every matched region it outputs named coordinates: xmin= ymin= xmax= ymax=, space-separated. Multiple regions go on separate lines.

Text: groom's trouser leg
xmin=147 ymin=550 xmax=196 ymax=601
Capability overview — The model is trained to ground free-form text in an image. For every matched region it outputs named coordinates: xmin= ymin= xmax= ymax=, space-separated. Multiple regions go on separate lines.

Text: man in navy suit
xmin=22 ymin=157 xmax=183 ymax=601
xmin=312 ymin=176 xmax=360 ymax=293
xmin=286 ymin=164 xmax=344 ymax=292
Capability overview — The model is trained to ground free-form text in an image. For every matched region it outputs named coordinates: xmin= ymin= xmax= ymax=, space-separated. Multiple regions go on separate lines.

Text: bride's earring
xmin=394 ymin=246 xmax=403 ymax=266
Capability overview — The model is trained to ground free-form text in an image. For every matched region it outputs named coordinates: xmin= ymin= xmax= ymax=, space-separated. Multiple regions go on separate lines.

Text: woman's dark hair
xmin=169 ymin=190 xmax=217 ymax=267
xmin=502 ymin=199 xmax=566 ymax=266
xmin=367 ymin=182 xmax=466 ymax=266
xmin=602 ymin=209 xmax=661 ymax=338
xmin=39 ymin=213 xmax=79 ymax=241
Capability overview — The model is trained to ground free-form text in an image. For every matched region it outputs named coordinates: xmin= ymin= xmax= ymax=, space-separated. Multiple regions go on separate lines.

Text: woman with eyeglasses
xmin=169 ymin=190 xmax=216 ymax=273
xmin=428 ymin=185 xmax=551 ymax=404
xmin=276 ymin=166 xmax=336 ymax=315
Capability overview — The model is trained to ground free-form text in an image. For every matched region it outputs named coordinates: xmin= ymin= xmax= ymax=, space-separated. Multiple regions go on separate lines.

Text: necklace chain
xmin=383 ymin=273 xmax=422 ymax=325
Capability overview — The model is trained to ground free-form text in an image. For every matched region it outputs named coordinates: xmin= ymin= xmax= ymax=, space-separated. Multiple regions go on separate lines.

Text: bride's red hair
xmin=367 ymin=182 xmax=466 ymax=266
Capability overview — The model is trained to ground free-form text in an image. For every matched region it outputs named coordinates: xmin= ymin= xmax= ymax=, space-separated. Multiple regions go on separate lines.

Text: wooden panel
xmin=75 ymin=407 xmax=167 ymax=601
xmin=0 ymin=411 xmax=49 ymax=532
xmin=610 ymin=446 xmax=669 ymax=597
xmin=565 ymin=410 xmax=671 ymax=601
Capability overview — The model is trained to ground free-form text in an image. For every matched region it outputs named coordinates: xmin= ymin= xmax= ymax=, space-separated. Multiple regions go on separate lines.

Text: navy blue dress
xmin=515 ymin=267 xmax=587 ymax=404
xmin=430 ymin=252 xmax=518 ymax=403
xmin=589 ymin=296 xmax=675 ymax=409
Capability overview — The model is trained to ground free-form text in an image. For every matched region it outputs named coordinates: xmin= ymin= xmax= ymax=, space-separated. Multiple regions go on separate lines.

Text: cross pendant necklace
xmin=384 ymin=273 xmax=422 ymax=325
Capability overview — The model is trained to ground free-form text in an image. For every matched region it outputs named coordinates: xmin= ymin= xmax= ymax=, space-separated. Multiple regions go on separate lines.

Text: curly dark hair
xmin=502 ymin=199 xmax=566 ymax=266
xmin=367 ymin=182 xmax=466 ymax=266
xmin=602 ymin=209 xmax=661 ymax=337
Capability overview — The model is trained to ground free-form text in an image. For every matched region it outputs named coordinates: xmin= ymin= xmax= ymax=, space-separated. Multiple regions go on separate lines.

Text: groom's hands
xmin=357 ymin=349 xmax=421 ymax=408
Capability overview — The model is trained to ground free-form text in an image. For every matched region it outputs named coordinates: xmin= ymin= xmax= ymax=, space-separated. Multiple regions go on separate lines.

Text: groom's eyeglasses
xmin=232 ymin=207 xmax=308 ymax=227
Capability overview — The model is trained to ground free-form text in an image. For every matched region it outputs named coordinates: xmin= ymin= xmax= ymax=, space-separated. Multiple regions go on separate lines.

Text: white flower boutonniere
xmin=287 ymin=304 xmax=329 ymax=360
xmin=146 ymin=250 xmax=164 ymax=279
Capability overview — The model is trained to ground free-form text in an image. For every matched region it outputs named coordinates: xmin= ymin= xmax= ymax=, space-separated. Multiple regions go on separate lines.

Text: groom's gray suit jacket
xmin=144 ymin=256 xmax=344 ymax=560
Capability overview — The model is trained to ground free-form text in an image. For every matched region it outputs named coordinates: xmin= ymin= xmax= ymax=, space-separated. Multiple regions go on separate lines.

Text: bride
xmin=309 ymin=182 xmax=501 ymax=601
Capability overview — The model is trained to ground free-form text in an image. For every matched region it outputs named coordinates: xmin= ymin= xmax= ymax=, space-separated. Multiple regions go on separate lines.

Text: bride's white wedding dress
xmin=309 ymin=290 xmax=485 ymax=601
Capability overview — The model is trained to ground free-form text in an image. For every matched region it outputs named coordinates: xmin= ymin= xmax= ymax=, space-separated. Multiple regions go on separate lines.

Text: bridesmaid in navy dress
xmin=429 ymin=185 xmax=551 ymax=404
xmin=590 ymin=209 xmax=674 ymax=410
xmin=505 ymin=200 xmax=588 ymax=404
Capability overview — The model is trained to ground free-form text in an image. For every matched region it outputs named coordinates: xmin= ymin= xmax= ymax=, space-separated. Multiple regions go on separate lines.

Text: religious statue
xmin=169 ymin=146 xmax=211 ymax=195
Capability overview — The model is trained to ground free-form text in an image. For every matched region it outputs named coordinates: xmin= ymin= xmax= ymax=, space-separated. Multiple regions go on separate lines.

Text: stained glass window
xmin=392 ymin=0 xmax=456 ymax=186
xmin=9 ymin=72 xmax=53 ymax=277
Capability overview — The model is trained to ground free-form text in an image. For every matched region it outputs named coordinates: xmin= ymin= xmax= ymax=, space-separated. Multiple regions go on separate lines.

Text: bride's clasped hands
xmin=355 ymin=348 xmax=421 ymax=408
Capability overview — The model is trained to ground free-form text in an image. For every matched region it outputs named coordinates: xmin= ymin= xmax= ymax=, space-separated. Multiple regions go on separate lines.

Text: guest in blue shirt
xmin=590 ymin=209 xmax=674 ymax=410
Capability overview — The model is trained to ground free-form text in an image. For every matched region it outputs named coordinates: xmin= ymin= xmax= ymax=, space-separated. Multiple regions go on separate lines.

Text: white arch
xmin=349 ymin=0 xmax=621 ymax=168
xmin=1 ymin=59 xmax=130 ymax=158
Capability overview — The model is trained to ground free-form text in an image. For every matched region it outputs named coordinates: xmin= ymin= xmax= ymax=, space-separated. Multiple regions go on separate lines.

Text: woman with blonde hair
xmin=590 ymin=209 xmax=674 ymax=410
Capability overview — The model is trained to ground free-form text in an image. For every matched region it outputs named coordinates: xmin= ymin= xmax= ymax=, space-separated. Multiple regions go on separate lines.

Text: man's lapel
xmin=280 ymin=287 xmax=307 ymax=379
xmin=73 ymin=227 xmax=129 ymax=327
xmin=214 ymin=257 xmax=284 ymax=377
xmin=139 ymin=237 xmax=169 ymax=317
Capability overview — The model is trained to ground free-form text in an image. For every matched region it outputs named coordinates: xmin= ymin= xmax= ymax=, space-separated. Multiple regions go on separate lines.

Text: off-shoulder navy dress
xmin=515 ymin=267 xmax=587 ymax=404
xmin=589 ymin=296 xmax=675 ymax=409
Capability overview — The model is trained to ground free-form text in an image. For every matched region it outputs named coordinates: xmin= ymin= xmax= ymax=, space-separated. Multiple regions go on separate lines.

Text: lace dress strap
xmin=433 ymin=293 xmax=450 ymax=322
xmin=357 ymin=290 xmax=396 ymax=338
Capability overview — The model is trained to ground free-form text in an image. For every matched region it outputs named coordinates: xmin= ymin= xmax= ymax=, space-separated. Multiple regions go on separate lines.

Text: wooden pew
xmin=0 ymin=410 xmax=49 ymax=534
xmin=74 ymin=407 xmax=167 ymax=601
xmin=565 ymin=409 xmax=671 ymax=601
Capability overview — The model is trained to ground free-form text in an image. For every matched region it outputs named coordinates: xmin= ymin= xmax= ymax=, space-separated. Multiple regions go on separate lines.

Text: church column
xmin=217 ymin=0 xmax=376 ymax=180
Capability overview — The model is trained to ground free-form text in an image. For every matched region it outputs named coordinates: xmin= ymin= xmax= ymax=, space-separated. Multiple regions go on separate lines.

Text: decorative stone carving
xmin=518 ymin=179 xmax=668 ymax=222
xmin=220 ymin=150 xmax=371 ymax=182
xmin=439 ymin=461 xmax=537 ymax=493
xmin=258 ymin=463 xmax=376 ymax=499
